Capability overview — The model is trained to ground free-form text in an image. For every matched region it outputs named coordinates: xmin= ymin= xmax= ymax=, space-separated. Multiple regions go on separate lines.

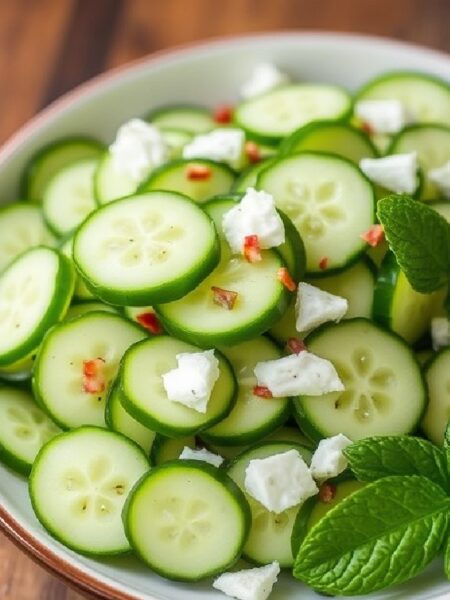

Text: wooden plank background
xmin=0 ymin=0 xmax=448 ymax=598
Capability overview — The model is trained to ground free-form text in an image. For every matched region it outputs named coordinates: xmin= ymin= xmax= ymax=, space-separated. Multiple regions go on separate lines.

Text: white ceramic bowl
xmin=0 ymin=32 xmax=449 ymax=600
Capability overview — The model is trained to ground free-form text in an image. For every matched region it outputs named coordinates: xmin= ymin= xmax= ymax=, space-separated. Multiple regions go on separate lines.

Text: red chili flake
xmin=211 ymin=286 xmax=238 ymax=310
xmin=277 ymin=267 xmax=297 ymax=291
xmin=82 ymin=358 xmax=106 ymax=394
xmin=186 ymin=164 xmax=212 ymax=181
xmin=213 ymin=104 xmax=234 ymax=124
xmin=319 ymin=257 xmax=329 ymax=271
xmin=360 ymin=224 xmax=385 ymax=247
xmin=253 ymin=385 xmax=273 ymax=399
xmin=136 ymin=312 xmax=163 ymax=334
xmin=245 ymin=141 xmax=262 ymax=164
xmin=360 ymin=121 xmax=375 ymax=136
xmin=319 ymin=483 xmax=337 ymax=503
xmin=243 ymin=234 xmax=262 ymax=263
xmin=287 ymin=337 xmax=307 ymax=354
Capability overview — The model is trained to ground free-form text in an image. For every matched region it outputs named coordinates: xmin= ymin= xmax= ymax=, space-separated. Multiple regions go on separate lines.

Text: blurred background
xmin=0 ymin=0 xmax=448 ymax=598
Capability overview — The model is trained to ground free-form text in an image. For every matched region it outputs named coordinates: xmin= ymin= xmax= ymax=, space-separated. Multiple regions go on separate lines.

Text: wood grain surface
xmin=0 ymin=0 xmax=448 ymax=598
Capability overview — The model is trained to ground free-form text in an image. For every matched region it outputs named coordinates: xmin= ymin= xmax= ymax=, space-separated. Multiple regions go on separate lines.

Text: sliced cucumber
xmin=33 ymin=312 xmax=145 ymax=429
xmin=150 ymin=433 xmax=196 ymax=465
xmin=232 ymin=159 xmax=275 ymax=193
xmin=21 ymin=137 xmax=104 ymax=202
xmin=0 ymin=203 xmax=55 ymax=272
xmin=30 ymin=426 xmax=149 ymax=555
xmin=123 ymin=460 xmax=250 ymax=581
xmin=94 ymin=152 xmax=137 ymax=206
xmin=147 ymin=105 xmax=215 ymax=134
xmin=73 ymin=192 xmax=220 ymax=306
xmin=226 ymin=441 xmax=312 ymax=567
xmin=0 ymin=386 xmax=60 ymax=475
xmin=202 ymin=337 xmax=290 ymax=446
xmin=423 ymin=348 xmax=450 ymax=445
xmin=42 ymin=158 xmax=99 ymax=236
xmin=120 ymin=336 xmax=236 ymax=436
xmin=387 ymin=124 xmax=450 ymax=199
xmin=123 ymin=305 xmax=164 ymax=334
xmin=257 ymin=152 xmax=375 ymax=275
xmin=0 ymin=355 xmax=34 ymax=382
xmin=65 ymin=302 xmax=117 ymax=320
xmin=293 ymin=319 xmax=426 ymax=441
xmin=61 ymin=235 xmax=94 ymax=301
xmin=161 ymin=127 xmax=194 ymax=158
xmin=278 ymin=209 xmax=306 ymax=281
xmin=0 ymin=247 xmax=74 ymax=366
xmin=373 ymin=252 xmax=446 ymax=344
xmin=234 ymin=85 xmax=352 ymax=144
xmin=280 ymin=121 xmax=378 ymax=163
xmin=264 ymin=425 xmax=313 ymax=448
xmin=156 ymin=197 xmax=290 ymax=346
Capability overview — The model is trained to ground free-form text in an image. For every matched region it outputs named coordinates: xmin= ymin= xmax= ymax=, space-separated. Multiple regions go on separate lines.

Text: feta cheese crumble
xmin=296 ymin=282 xmax=348 ymax=333
xmin=428 ymin=160 xmax=450 ymax=199
xmin=244 ymin=450 xmax=318 ymax=513
xmin=254 ymin=352 xmax=344 ymax=397
xmin=109 ymin=118 xmax=168 ymax=183
xmin=240 ymin=62 xmax=290 ymax=99
xmin=213 ymin=561 xmax=280 ymax=600
xmin=309 ymin=434 xmax=352 ymax=482
xmin=182 ymin=128 xmax=245 ymax=169
xmin=179 ymin=446 xmax=224 ymax=467
xmin=162 ymin=350 xmax=220 ymax=413
xmin=222 ymin=188 xmax=285 ymax=254
xmin=354 ymin=99 xmax=411 ymax=134
xmin=359 ymin=152 xmax=418 ymax=194
xmin=431 ymin=317 xmax=450 ymax=351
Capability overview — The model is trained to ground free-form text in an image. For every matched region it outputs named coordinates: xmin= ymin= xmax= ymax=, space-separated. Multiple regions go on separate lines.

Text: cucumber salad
xmin=1 ymin=61 xmax=450 ymax=599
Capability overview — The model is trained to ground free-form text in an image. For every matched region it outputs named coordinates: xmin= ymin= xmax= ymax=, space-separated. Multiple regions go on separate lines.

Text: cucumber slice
xmin=30 ymin=426 xmax=149 ymax=555
xmin=123 ymin=305 xmax=164 ymax=334
xmin=61 ymin=236 xmax=94 ymax=301
xmin=33 ymin=312 xmax=145 ymax=429
xmin=423 ymin=348 xmax=450 ymax=445
xmin=232 ymin=159 xmax=275 ymax=193
xmin=42 ymin=158 xmax=99 ymax=236
xmin=356 ymin=71 xmax=450 ymax=126
xmin=373 ymin=252 xmax=446 ymax=344
xmin=0 ymin=355 xmax=34 ymax=382
xmin=264 ymin=425 xmax=313 ymax=448
xmin=21 ymin=137 xmax=104 ymax=201
xmin=293 ymin=319 xmax=426 ymax=441
xmin=156 ymin=197 xmax=290 ymax=346
xmin=120 ymin=336 xmax=236 ymax=436
xmin=94 ymin=152 xmax=137 ymax=206
xmin=150 ymin=433 xmax=196 ymax=465
xmin=226 ymin=441 xmax=312 ymax=567
xmin=257 ymin=152 xmax=375 ymax=275
xmin=387 ymin=125 xmax=450 ymax=199
xmin=73 ymin=192 xmax=220 ymax=306
xmin=0 ymin=247 xmax=74 ymax=366
xmin=202 ymin=337 xmax=290 ymax=446
xmin=65 ymin=302 xmax=117 ymax=320
xmin=234 ymin=85 xmax=352 ymax=144
xmin=123 ymin=461 xmax=250 ymax=581
xmin=139 ymin=159 xmax=235 ymax=203
xmin=278 ymin=210 xmax=306 ymax=281
xmin=0 ymin=386 xmax=60 ymax=475
xmin=280 ymin=121 xmax=378 ymax=163
xmin=0 ymin=203 xmax=55 ymax=272
xmin=161 ymin=127 xmax=194 ymax=158
xmin=147 ymin=105 xmax=215 ymax=134
xmin=105 ymin=379 xmax=156 ymax=454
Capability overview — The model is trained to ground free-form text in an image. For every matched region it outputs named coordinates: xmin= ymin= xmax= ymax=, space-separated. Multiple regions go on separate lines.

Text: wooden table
xmin=0 ymin=0 xmax=448 ymax=598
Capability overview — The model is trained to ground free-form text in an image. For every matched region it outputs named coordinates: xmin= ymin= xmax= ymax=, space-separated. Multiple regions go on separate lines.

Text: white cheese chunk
xmin=109 ymin=118 xmax=168 ymax=183
xmin=241 ymin=62 xmax=290 ymax=99
xmin=222 ymin=187 xmax=285 ymax=254
xmin=162 ymin=350 xmax=219 ymax=413
xmin=359 ymin=152 xmax=417 ymax=194
xmin=354 ymin=99 xmax=411 ymax=134
xmin=244 ymin=450 xmax=318 ymax=514
xmin=254 ymin=352 xmax=344 ymax=397
xmin=429 ymin=160 xmax=450 ymax=199
xmin=179 ymin=446 xmax=224 ymax=467
xmin=296 ymin=282 xmax=348 ymax=333
xmin=182 ymin=128 xmax=245 ymax=169
xmin=309 ymin=434 xmax=352 ymax=481
xmin=213 ymin=561 xmax=280 ymax=600
xmin=431 ymin=317 xmax=450 ymax=351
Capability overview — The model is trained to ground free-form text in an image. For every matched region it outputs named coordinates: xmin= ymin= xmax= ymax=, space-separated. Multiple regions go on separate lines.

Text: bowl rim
xmin=0 ymin=30 xmax=448 ymax=600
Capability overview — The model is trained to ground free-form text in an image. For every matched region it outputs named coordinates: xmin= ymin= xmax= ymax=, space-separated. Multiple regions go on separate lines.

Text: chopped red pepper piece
xmin=243 ymin=234 xmax=262 ymax=263
xmin=213 ymin=104 xmax=233 ymax=124
xmin=277 ymin=267 xmax=296 ymax=291
xmin=253 ymin=385 xmax=273 ymax=399
xmin=319 ymin=257 xmax=329 ymax=271
xmin=136 ymin=312 xmax=163 ymax=334
xmin=211 ymin=286 xmax=238 ymax=310
xmin=319 ymin=482 xmax=337 ymax=503
xmin=360 ymin=224 xmax=385 ymax=247
xmin=360 ymin=121 xmax=375 ymax=136
xmin=245 ymin=141 xmax=262 ymax=164
xmin=287 ymin=337 xmax=307 ymax=354
xmin=186 ymin=164 xmax=212 ymax=181
xmin=82 ymin=358 xmax=106 ymax=394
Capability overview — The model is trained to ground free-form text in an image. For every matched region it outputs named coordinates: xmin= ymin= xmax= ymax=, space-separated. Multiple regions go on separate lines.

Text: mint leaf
xmin=377 ymin=195 xmax=450 ymax=293
xmin=293 ymin=476 xmax=450 ymax=595
xmin=344 ymin=436 xmax=449 ymax=492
